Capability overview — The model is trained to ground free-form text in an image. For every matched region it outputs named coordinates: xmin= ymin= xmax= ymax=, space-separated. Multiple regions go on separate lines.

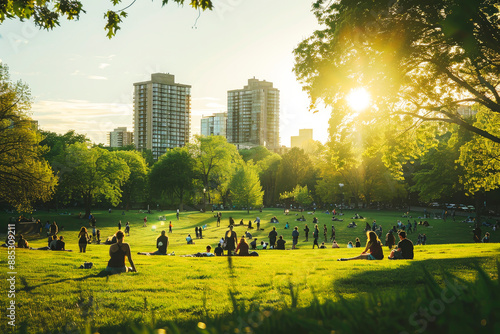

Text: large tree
xmin=276 ymin=147 xmax=318 ymax=198
xmin=294 ymin=0 xmax=500 ymax=143
xmin=114 ymin=150 xmax=148 ymax=210
xmin=57 ymin=142 xmax=130 ymax=217
xmin=188 ymin=135 xmax=242 ymax=207
xmin=0 ymin=0 xmax=213 ymax=38
xmin=229 ymin=163 xmax=263 ymax=213
xmin=0 ymin=64 xmax=57 ymax=212
xmin=148 ymin=147 xmax=194 ymax=210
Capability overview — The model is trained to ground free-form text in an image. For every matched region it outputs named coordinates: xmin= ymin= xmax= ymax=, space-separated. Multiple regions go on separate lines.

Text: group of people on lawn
xmin=20 ymin=209 xmax=499 ymax=276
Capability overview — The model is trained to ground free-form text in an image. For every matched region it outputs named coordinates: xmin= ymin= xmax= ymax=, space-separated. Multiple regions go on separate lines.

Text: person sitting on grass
xmin=105 ymin=231 xmax=137 ymax=274
xmin=482 ymin=232 xmax=490 ymax=243
xmin=319 ymin=242 xmax=327 ymax=249
xmin=385 ymin=231 xmax=396 ymax=250
xmin=55 ymin=236 xmax=67 ymax=251
xmin=49 ymin=234 xmax=59 ymax=250
xmin=389 ymin=231 xmax=414 ymax=260
xmin=338 ymin=231 xmax=384 ymax=261
xmin=235 ymin=237 xmax=250 ymax=255
xmin=260 ymin=241 xmax=268 ymax=249
xmin=17 ymin=234 xmax=29 ymax=248
xmin=347 ymin=241 xmax=354 ymax=248
xmin=181 ymin=245 xmax=215 ymax=257
xmin=186 ymin=234 xmax=195 ymax=244
xmin=331 ymin=240 xmax=340 ymax=248
xmin=138 ymin=230 xmax=169 ymax=255
xmin=355 ymin=238 xmax=361 ymax=248
xmin=214 ymin=243 xmax=224 ymax=256
xmin=250 ymin=238 xmax=258 ymax=250
xmin=276 ymin=235 xmax=286 ymax=249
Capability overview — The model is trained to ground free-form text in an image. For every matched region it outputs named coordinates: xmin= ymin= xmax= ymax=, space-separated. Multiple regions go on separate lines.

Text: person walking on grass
xmin=169 ymin=221 xmax=173 ymax=233
xmin=292 ymin=226 xmax=299 ymax=249
xmin=304 ymin=224 xmax=310 ymax=241
xmin=323 ymin=224 xmax=328 ymax=242
xmin=330 ymin=225 xmax=336 ymax=241
xmin=338 ymin=231 xmax=384 ymax=261
xmin=125 ymin=222 xmax=130 ymax=236
xmin=78 ymin=227 xmax=89 ymax=253
xmin=118 ymin=220 xmax=122 ymax=231
xmin=268 ymin=227 xmax=278 ymax=249
xmin=224 ymin=225 xmax=237 ymax=256
xmin=313 ymin=224 xmax=320 ymax=249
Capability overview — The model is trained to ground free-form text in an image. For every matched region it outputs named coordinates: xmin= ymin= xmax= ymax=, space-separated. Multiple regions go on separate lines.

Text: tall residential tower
xmin=227 ymin=78 xmax=280 ymax=150
xmin=133 ymin=73 xmax=191 ymax=160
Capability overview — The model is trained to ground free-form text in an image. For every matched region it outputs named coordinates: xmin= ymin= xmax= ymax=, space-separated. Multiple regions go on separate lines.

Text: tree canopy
xmin=0 ymin=64 xmax=57 ymax=212
xmin=149 ymin=147 xmax=194 ymax=210
xmin=230 ymin=163 xmax=263 ymax=213
xmin=294 ymin=0 xmax=500 ymax=143
xmin=0 ymin=0 xmax=213 ymax=38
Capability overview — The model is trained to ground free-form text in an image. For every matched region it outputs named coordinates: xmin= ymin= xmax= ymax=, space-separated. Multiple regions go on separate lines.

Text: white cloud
xmin=87 ymin=75 xmax=108 ymax=80
xmin=99 ymin=63 xmax=110 ymax=69
xmin=31 ymin=100 xmax=133 ymax=144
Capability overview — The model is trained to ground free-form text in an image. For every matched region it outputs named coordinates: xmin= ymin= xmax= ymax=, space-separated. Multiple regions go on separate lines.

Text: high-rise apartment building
xmin=200 ymin=112 xmax=227 ymax=137
xmin=133 ymin=73 xmax=191 ymax=160
xmin=108 ymin=127 xmax=133 ymax=148
xmin=227 ymin=78 xmax=279 ymax=150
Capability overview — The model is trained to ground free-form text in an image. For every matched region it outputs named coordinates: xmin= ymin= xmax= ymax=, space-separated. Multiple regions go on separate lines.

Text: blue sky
xmin=0 ymin=0 xmax=330 ymax=146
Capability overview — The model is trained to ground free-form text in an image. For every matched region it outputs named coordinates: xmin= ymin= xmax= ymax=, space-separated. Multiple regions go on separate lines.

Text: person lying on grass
xmin=337 ymin=231 xmax=384 ymax=261
xmin=137 ymin=230 xmax=170 ymax=255
xmin=181 ymin=245 xmax=215 ymax=257
xmin=105 ymin=230 xmax=137 ymax=274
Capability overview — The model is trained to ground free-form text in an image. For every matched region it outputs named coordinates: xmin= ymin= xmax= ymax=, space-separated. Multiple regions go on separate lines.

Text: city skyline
xmin=0 ymin=0 xmax=330 ymax=146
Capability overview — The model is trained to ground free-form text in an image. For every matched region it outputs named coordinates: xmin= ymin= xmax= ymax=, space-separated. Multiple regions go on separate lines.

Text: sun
xmin=346 ymin=87 xmax=371 ymax=111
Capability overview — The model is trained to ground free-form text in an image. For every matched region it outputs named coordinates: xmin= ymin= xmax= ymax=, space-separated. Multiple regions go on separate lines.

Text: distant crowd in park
xmin=5 ymin=208 xmax=499 ymax=274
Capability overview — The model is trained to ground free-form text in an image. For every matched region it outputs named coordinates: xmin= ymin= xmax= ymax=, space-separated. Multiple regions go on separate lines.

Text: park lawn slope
xmin=0 ymin=242 xmax=498 ymax=334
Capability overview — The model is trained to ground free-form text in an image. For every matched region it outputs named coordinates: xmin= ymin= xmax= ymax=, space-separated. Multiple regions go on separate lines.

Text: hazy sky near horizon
xmin=0 ymin=0 xmax=330 ymax=146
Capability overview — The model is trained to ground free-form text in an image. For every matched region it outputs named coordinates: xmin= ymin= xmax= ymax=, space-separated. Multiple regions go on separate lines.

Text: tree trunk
xmin=179 ymin=188 xmax=184 ymax=212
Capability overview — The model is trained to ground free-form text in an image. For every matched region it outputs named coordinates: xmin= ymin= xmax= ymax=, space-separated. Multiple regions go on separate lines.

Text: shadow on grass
xmin=20 ymin=270 xmax=118 ymax=292
xmin=333 ymin=256 xmax=498 ymax=294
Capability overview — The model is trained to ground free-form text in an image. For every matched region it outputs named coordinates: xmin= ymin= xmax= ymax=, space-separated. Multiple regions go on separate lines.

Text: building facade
xmin=291 ymin=129 xmax=313 ymax=148
xmin=133 ymin=73 xmax=191 ymax=160
xmin=227 ymin=78 xmax=280 ymax=150
xmin=200 ymin=112 xmax=227 ymax=137
xmin=108 ymin=127 xmax=133 ymax=148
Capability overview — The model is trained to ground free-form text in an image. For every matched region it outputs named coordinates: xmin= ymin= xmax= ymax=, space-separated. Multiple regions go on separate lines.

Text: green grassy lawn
xmin=0 ymin=208 xmax=498 ymax=334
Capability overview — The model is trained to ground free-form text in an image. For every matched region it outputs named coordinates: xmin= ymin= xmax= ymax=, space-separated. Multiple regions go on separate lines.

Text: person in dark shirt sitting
xmin=250 ymin=238 xmax=257 ymax=250
xmin=17 ymin=234 xmax=29 ymax=248
xmin=55 ymin=236 xmax=66 ymax=250
xmin=214 ymin=243 xmax=224 ymax=256
xmin=138 ymin=230 xmax=169 ymax=255
xmin=388 ymin=231 xmax=414 ymax=259
xmin=276 ymin=235 xmax=286 ymax=250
